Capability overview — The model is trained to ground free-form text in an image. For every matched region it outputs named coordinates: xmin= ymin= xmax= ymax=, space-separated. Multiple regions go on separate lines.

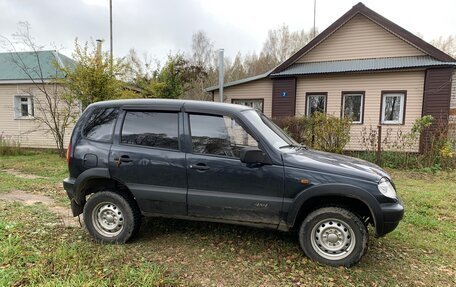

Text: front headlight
xmin=378 ymin=178 xmax=397 ymax=198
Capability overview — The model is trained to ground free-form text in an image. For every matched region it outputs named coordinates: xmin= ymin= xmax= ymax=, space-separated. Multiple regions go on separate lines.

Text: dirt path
xmin=1 ymin=169 xmax=46 ymax=179
xmin=0 ymin=190 xmax=80 ymax=227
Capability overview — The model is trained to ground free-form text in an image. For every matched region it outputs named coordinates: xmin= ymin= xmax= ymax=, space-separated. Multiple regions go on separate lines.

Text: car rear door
xmin=185 ymin=112 xmax=284 ymax=226
xmin=109 ymin=108 xmax=187 ymax=215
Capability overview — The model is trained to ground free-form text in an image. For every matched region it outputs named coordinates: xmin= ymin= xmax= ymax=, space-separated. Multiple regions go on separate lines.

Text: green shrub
xmin=273 ymin=113 xmax=352 ymax=153
xmin=272 ymin=116 xmax=307 ymax=143
xmin=274 ymin=113 xmax=456 ymax=171
xmin=421 ymin=119 xmax=456 ymax=170
xmin=0 ymin=132 xmax=25 ymax=156
xmin=355 ymin=116 xmax=456 ymax=171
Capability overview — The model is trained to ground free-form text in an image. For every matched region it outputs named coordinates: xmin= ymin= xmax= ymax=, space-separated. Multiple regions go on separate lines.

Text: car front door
xmin=109 ymin=109 xmax=187 ymax=215
xmin=185 ymin=113 xmax=284 ymax=226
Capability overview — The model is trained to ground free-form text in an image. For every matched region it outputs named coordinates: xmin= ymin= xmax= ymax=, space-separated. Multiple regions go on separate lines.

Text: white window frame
xmin=306 ymin=93 xmax=327 ymax=116
xmin=232 ymin=99 xmax=264 ymax=112
xmin=14 ymin=95 xmax=34 ymax=119
xmin=342 ymin=93 xmax=364 ymax=124
xmin=381 ymin=92 xmax=405 ymax=125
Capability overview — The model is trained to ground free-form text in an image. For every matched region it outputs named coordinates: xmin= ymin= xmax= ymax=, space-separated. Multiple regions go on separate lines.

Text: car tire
xmin=83 ymin=190 xmax=141 ymax=243
xmin=298 ymin=207 xmax=368 ymax=267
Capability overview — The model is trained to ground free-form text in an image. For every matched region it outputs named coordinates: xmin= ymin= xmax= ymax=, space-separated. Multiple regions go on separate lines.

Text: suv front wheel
xmin=299 ymin=207 xmax=368 ymax=267
xmin=83 ymin=190 xmax=141 ymax=243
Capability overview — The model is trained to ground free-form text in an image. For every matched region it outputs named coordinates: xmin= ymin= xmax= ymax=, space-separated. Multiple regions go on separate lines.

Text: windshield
xmin=242 ymin=109 xmax=300 ymax=149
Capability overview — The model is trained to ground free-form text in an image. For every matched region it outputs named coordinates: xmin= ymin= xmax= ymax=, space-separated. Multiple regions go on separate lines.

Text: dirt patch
xmin=0 ymin=190 xmax=79 ymax=227
xmin=1 ymin=169 xmax=46 ymax=179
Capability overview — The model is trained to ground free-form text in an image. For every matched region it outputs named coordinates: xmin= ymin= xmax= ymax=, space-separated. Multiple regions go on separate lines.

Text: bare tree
xmin=124 ymin=48 xmax=160 ymax=83
xmin=0 ymin=22 xmax=78 ymax=156
xmin=244 ymin=52 xmax=276 ymax=76
xmin=191 ymin=30 xmax=216 ymax=70
xmin=431 ymin=35 xmax=456 ymax=58
xmin=219 ymin=24 xmax=318 ymax=83
xmin=225 ymin=52 xmax=247 ymax=82
xmin=261 ymin=24 xmax=317 ymax=66
xmin=188 ymin=26 xmax=318 ymax=94
xmin=185 ymin=31 xmax=217 ymax=100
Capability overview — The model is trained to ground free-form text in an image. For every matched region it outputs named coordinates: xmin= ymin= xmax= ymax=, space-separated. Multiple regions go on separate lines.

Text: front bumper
xmin=376 ymin=198 xmax=404 ymax=237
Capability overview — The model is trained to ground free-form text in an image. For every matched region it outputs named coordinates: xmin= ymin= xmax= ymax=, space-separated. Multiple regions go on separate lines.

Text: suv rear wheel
xmin=83 ymin=190 xmax=141 ymax=243
xmin=298 ymin=207 xmax=368 ymax=267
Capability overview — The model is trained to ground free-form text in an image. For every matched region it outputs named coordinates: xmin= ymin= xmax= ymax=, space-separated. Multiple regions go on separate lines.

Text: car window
xmin=83 ymin=107 xmax=119 ymax=142
xmin=189 ymin=114 xmax=258 ymax=158
xmin=242 ymin=110 xmax=293 ymax=149
xmin=121 ymin=111 xmax=179 ymax=150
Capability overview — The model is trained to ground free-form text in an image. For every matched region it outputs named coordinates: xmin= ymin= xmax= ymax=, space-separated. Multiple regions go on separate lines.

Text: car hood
xmin=282 ymin=148 xmax=390 ymax=182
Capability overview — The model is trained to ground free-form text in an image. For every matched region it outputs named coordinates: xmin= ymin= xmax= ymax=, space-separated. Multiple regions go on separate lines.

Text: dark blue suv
xmin=64 ymin=99 xmax=403 ymax=266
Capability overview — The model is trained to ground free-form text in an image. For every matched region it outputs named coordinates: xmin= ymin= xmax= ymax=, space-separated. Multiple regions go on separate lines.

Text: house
xmin=0 ymin=50 xmax=75 ymax=148
xmin=207 ymin=2 xmax=456 ymax=152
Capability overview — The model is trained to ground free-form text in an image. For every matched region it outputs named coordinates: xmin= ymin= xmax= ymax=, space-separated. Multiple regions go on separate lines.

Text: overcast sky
xmin=0 ymin=0 xmax=455 ymax=62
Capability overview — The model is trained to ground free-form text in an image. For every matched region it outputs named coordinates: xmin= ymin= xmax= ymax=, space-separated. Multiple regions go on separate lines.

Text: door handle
xmin=189 ymin=163 xmax=210 ymax=171
xmin=114 ymin=155 xmax=132 ymax=167
xmin=119 ymin=155 xmax=132 ymax=162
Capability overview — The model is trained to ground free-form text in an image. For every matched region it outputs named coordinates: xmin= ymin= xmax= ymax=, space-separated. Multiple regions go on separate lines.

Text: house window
xmin=342 ymin=93 xmax=364 ymax=124
xmin=14 ymin=95 xmax=34 ymax=118
xmin=381 ymin=92 xmax=406 ymax=124
xmin=232 ymin=99 xmax=264 ymax=112
xmin=306 ymin=93 xmax=326 ymax=116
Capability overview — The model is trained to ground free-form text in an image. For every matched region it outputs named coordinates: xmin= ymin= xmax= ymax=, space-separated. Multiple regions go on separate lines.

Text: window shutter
xmin=13 ymin=96 xmax=20 ymax=118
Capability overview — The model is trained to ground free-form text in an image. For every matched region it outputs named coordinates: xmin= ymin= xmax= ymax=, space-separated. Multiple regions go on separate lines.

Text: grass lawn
xmin=0 ymin=153 xmax=455 ymax=286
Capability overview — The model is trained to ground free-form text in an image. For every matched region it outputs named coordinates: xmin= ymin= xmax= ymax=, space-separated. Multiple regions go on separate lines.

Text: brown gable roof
xmin=271 ymin=2 xmax=456 ymax=74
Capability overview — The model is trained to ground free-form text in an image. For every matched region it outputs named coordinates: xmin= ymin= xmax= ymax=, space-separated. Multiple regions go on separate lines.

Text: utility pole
xmin=109 ymin=0 xmax=113 ymax=68
xmin=218 ymin=49 xmax=224 ymax=102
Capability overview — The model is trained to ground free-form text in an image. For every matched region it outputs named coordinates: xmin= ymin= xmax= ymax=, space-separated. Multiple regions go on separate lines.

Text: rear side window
xmin=82 ymin=107 xmax=119 ymax=142
xmin=121 ymin=111 xmax=179 ymax=150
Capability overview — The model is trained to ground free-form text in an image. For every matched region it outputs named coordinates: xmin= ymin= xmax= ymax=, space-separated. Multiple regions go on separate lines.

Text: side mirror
xmin=240 ymin=148 xmax=272 ymax=165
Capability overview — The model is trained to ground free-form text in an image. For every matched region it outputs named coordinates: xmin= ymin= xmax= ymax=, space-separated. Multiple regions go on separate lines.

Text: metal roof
xmin=206 ymin=56 xmax=456 ymax=92
xmin=205 ymin=70 xmax=271 ymax=92
xmin=272 ymin=3 xmax=455 ymax=74
xmin=271 ymin=56 xmax=456 ymax=77
xmin=0 ymin=50 xmax=74 ymax=81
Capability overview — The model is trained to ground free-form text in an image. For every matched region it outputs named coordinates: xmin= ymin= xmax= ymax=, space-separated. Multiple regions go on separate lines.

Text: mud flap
xmin=70 ymin=199 xmax=84 ymax=217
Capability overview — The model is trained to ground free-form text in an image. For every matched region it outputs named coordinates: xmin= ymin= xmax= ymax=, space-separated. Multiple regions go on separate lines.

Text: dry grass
xmin=0 ymin=153 xmax=455 ymax=286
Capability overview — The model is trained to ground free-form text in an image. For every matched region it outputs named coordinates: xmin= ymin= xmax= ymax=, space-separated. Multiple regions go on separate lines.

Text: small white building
xmin=0 ymin=50 xmax=75 ymax=148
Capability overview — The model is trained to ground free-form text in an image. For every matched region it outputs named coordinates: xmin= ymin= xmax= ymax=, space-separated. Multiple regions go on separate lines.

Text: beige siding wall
xmin=213 ymin=79 xmax=273 ymax=116
xmin=0 ymin=84 xmax=75 ymax=148
xmin=296 ymin=15 xmax=424 ymax=63
xmin=296 ymin=71 xmax=425 ymax=151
